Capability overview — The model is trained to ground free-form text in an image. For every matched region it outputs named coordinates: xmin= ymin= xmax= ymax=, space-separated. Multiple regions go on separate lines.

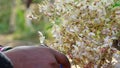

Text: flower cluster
xmin=38 ymin=0 xmax=120 ymax=67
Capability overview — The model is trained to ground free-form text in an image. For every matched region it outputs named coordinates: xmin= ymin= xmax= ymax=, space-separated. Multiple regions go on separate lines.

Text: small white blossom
xmin=88 ymin=32 xmax=95 ymax=36
xmin=88 ymin=5 xmax=95 ymax=10
xmin=38 ymin=0 xmax=120 ymax=67
xmin=38 ymin=31 xmax=45 ymax=44
xmin=104 ymin=36 xmax=110 ymax=43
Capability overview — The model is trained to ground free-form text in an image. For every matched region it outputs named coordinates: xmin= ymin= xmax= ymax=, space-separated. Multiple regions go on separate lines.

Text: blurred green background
xmin=0 ymin=0 xmax=52 ymax=46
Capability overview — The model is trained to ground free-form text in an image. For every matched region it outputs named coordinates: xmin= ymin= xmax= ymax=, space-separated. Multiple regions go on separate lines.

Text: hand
xmin=4 ymin=46 xmax=71 ymax=68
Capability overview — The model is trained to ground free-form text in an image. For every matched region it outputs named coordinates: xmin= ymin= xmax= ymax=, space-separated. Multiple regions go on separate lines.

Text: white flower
xmin=73 ymin=45 xmax=79 ymax=51
xmin=114 ymin=63 xmax=120 ymax=68
xmin=66 ymin=26 xmax=78 ymax=33
xmin=102 ymin=28 xmax=110 ymax=35
xmin=70 ymin=15 xmax=77 ymax=20
xmin=81 ymin=13 xmax=87 ymax=17
xmin=52 ymin=24 xmax=61 ymax=39
xmin=55 ymin=0 xmax=61 ymax=3
xmin=38 ymin=31 xmax=45 ymax=44
xmin=111 ymin=36 xmax=117 ymax=40
xmin=104 ymin=36 xmax=110 ymax=43
xmin=27 ymin=14 xmax=37 ymax=20
xmin=115 ymin=10 xmax=120 ymax=15
xmin=101 ymin=0 xmax=114 ymax=6
xmin=73 ymin=26 xmax=79 ymax=32
xmin=103 ymin=36 xmax=113 ymax=46
xmin=69 ymin=28 xmax=75 ymax=32
xmin=105 ymin=18 xmax=110 ymax=22
xmin=38 ymin=0 xmax=120 ymax=67
xmin=94 ymin=18 xmax=100 ymax=23
xmin=76 ymin=41 xmax=84 ymax=46
xmin=88 ymin=32 xmax=95 ymax=36
xmin=80 ymin=5 xmax=87 ymax=10
xmin=86 ymin=47 xmax=91 ymax=51
xmin=103 ymin=43 xmax=109 ymax=47
xmin=56 ymin=5 xmax=62 ymax=11
xmin=94 ymin=65 xmax=98 ymax=68
xmin=64 ymin=0 xmax=74 ymax=3
xmin=113 ymin=54 xmax=120 ymax=62
xmin=88 ymin=5 xmax=95 ymax=10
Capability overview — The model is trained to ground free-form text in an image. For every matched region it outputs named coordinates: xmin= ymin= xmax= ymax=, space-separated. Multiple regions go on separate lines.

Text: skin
xmin=3 ymin=46 xmax=71 ymax=68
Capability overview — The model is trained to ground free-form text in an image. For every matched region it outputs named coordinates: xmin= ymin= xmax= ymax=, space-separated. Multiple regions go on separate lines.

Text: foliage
xmin=0 ymin=0 xmax=11 ymax=34
xmin=38 ymin=0 xmax=120 ymax=67
xmin=0 ymin=0 xmax=51 ymax=42
xmin=113 ymin=0 xmax=120 ymax=7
